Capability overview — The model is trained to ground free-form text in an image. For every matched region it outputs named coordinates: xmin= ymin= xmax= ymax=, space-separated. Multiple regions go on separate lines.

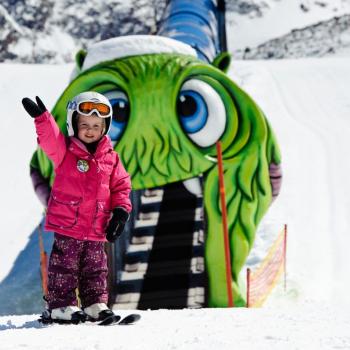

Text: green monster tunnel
xmin=29 ymin=0 xmax=282 ymax=310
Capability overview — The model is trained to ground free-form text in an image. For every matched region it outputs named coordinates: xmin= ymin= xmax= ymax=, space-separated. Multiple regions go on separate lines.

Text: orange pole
xmin=246 ymin=268 xmax=251 ymax=308
xmin=283 ymin=224 xmax=287 ymax=292
xmin=38 ymin=223 xmax=48 ymax=297
xmin=216 ymin=141 xmax=234 ymax=307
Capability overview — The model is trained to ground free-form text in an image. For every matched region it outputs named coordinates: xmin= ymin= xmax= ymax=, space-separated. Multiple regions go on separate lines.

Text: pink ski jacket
xmin=35 ymin=111 xmax=132 ymax=242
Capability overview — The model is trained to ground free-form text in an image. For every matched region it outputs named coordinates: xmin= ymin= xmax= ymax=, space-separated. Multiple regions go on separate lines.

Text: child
xmin=22 ymin=92 xmax=132 ymax=323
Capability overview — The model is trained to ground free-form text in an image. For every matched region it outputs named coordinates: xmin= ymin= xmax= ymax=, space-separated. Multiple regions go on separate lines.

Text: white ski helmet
xmin=66 ymin=91 xmax=112 ymax=137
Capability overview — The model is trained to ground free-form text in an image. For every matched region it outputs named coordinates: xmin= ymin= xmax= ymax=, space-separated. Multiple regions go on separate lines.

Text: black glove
xmin=106 ymin=207 xmax=130 ymax=243
xmin=22 ymin=96 xmax=47 ymax=118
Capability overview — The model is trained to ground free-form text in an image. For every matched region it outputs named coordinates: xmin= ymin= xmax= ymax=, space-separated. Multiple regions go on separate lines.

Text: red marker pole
xmin=216 ymin=141 xmax=234 ymax=307
xmin=246 ymin=268 xmax=251 ymax=308
xmin=283 ymin=224 xmax=288 ymax=292
xmin=38 ymin=222 xmax=48 ymax=297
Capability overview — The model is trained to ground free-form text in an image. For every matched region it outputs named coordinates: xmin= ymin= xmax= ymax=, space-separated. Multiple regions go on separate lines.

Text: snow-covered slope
xmin=0 ymin=63 xmax=73 ymax=283
xmin=229 ymin=57 xmax=350 ymax=306
xmin=234 ymin=14 xmax=350 ymax=59
xmin=0 ymin=305 xmax=349 ymax=350
xmin=1 ymin=55 xmax=350 ymax=347
xmin=227 ymin=0 xmax=350 ymax=51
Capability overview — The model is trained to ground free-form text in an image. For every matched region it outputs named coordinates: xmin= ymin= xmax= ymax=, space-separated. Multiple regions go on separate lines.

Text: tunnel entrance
xmin=108 ymin=180 xmax=207 ymax=309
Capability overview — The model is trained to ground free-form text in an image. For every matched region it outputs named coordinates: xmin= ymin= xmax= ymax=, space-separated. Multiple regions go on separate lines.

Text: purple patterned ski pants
xmin=47 ymin=233 xmax=108 ymax=309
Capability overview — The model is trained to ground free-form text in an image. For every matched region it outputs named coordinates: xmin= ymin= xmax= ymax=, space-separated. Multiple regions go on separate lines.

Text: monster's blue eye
xmin=104 ymin=91 xmax=129 ymax=141
xmin=177 ymin=79 xmax=226 ymax=147
xmin=177 ymin=91 xmax=208 ymax=134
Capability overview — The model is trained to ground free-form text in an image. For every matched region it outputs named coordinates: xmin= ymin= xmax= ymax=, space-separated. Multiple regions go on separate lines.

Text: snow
xmin=229 ymin=57 xmax=350 ymax=306
xmin=227 ymin=0 xmax=350 ymax=51
xmin=2 ymin=0 xmax=350 ymax=63
xmin=82 ymin=35 xmax=197 ymax=71
xmin=0 ymin=4 xmax=27 ymax=35
xmin=1 ymin=55 xmax=350 ymax=347
xmin=0 ymin=63 xmax=73 ymax=283
xmin=0 ymin=305 xmax=350 ymax=349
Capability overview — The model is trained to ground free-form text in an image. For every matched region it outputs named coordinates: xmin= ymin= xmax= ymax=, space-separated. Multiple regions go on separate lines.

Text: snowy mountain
xmin=226 ymin=0 xmax=350 ymax=57
xmin=1 ymin=0 xmax=350 ymax=63
xmin=233 ymin=14 xmax=350 ymax=59
xmin=0 ymin=0 xmax=167 ymax=63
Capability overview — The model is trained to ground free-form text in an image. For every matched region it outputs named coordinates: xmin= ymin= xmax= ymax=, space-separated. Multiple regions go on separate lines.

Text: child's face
xmin=77 ymin=114 xmax=105 ymax=143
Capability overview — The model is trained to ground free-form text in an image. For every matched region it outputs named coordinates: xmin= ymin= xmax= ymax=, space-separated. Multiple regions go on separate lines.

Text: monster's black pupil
xmin=112 ymin=101 xmax=129 ymax=122
xmin=177 ymin=95 xmax=197 ymax=117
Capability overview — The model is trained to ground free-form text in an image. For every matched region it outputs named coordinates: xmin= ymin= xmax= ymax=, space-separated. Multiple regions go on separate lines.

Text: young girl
xmin=22 ymin=91 xmax=132 ymax=323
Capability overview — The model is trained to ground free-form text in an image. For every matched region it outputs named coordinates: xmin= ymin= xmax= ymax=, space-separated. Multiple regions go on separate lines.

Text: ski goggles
xmin=77 ymin=101 xmax=111 ymax=118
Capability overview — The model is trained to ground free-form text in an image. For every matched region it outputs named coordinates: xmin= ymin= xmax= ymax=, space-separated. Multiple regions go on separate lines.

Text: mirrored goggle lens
xmin=78 ymin=102 xmax=110 ymax=116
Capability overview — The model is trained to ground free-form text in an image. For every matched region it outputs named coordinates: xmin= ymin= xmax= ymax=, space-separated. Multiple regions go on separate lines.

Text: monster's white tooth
xmin=183 ymin=177 xmax=202 ymax=196
xmin=204 ymin=154 xmax=217 ymax=162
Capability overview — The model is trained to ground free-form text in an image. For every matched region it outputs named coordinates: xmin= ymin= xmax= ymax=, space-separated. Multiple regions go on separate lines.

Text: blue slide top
xmin=158 ymin=0 xmax=223 ymax=62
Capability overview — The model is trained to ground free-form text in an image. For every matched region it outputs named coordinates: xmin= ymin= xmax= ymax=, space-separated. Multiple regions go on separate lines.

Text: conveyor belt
xmin=113 ymin=182 xmax=206 ymax=309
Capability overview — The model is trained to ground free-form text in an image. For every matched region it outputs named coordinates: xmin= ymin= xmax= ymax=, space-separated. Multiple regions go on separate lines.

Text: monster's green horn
xmin=75 ymin=49 xmax=88 ymax=70
xmin=212 ymin=52 xmax=231 ymax=73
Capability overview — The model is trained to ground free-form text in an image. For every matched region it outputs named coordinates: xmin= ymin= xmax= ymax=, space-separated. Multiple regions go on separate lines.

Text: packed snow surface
xmin=1 ymin=56 xmax=350 ymax=348
xmin=1 ymin=305 xmax=350 ymax=350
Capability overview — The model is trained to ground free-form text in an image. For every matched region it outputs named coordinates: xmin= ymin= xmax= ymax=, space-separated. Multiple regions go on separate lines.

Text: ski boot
xmin=40 ymin=306 xmax=87 ymax=325
xmin=84 ymin=303 xmax=120 ymax=325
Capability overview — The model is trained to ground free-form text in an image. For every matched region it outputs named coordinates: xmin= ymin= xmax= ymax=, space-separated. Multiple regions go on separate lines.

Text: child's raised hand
xmin=106 ymin=207 xmax=130 ymax=242
xmin=22 ymin=96 xmax=47 ymax=118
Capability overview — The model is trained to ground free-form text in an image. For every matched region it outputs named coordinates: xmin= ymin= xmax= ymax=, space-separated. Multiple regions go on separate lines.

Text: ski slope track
xmin=230 ymin=58 xmax=350 ymax=305
xmin=1 ymin=57 xmax=350 ymax=348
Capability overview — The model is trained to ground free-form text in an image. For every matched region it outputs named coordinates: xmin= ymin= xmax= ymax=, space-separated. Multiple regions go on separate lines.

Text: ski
xmin=117 ymin=313 xmax=141 ymax=325
xmin=98 ymin=313 xmax=141 ymax=326
xmin=38 ymin=310 xmax=141 ymax=326
xmin=97 ymin=314 xmax=121 ymax=326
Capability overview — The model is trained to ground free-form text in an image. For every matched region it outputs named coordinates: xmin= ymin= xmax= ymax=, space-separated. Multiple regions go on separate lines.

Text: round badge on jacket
xmin=77 ymin=159 xmax=89 ymax=173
